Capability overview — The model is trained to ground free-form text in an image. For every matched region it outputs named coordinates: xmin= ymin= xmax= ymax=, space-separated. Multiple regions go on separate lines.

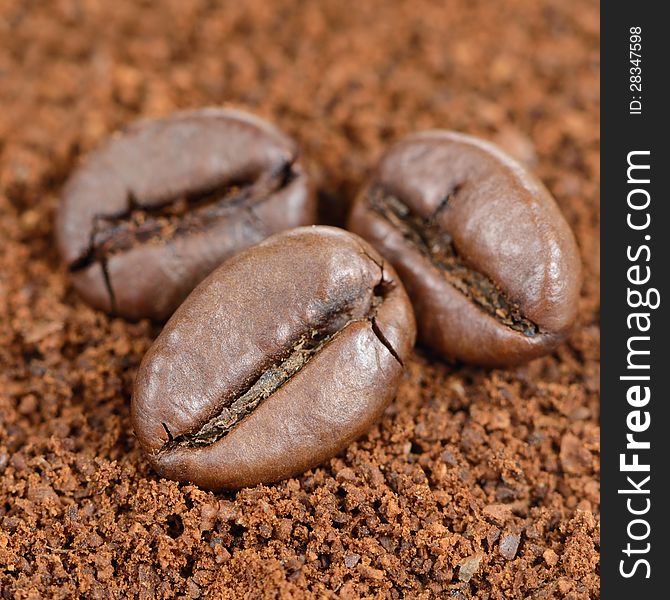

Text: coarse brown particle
xmin=0 ymin=0 xmax=599 ymax=597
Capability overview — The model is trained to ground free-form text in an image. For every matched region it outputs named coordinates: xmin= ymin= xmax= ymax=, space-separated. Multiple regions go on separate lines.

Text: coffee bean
xmin=56 ymin=108 xmax=315 ymax=320
xmin=348 ymin=131 xmax=581 ymax=366
xmin=131 ymin=226 xmax=416 ymax=490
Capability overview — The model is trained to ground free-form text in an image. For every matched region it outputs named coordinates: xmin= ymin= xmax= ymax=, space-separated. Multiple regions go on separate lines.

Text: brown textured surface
xmin=0 ymin=0 xmax=599 ymax=598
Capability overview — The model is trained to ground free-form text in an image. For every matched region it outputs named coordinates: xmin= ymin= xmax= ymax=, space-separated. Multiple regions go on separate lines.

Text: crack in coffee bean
xmin=68 ymin=161 xmax=295 ymax=274
xmin=167 ymin=278 xmax=398 ymax=450
xmin=171 ymin=331 xmax=330 ymax=448
xmin=368 ymin=187 xmax=539 ymax=336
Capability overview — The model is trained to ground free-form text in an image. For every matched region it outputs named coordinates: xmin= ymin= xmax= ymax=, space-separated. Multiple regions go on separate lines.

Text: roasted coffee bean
xmin=56 ymin=108 xmax=315 ymax=320
xmin=348 ymin=131 xmax=581 ymax=366
xmin=131 ymin=226 xmax=416 ymax=490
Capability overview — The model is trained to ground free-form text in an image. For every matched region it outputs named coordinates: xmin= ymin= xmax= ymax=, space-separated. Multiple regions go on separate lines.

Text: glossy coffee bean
xmin=348 ymin=131 xmax=581 ymax=366
xmin=131 ymin=226 xmax=416 ymax=490
xmin=56 ymin=108 xmax=315 ymax=321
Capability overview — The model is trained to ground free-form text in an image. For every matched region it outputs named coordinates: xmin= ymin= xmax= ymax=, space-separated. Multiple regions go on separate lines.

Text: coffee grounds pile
xmin=0 ymin=0 xmax=599 ymax=598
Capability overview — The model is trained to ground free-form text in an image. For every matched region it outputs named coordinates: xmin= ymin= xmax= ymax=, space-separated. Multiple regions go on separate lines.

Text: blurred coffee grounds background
xmin=0 ymin=0 xmax=599 ymax=598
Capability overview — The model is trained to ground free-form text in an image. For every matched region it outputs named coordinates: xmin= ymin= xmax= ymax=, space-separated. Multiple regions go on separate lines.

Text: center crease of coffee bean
xmin=163 ymin=268 xmax=401 ymax=450
xmin=68 ymin=160 xmax=297 ymax=312
xmin=368 ymin=186 xmax=539 ymax=336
